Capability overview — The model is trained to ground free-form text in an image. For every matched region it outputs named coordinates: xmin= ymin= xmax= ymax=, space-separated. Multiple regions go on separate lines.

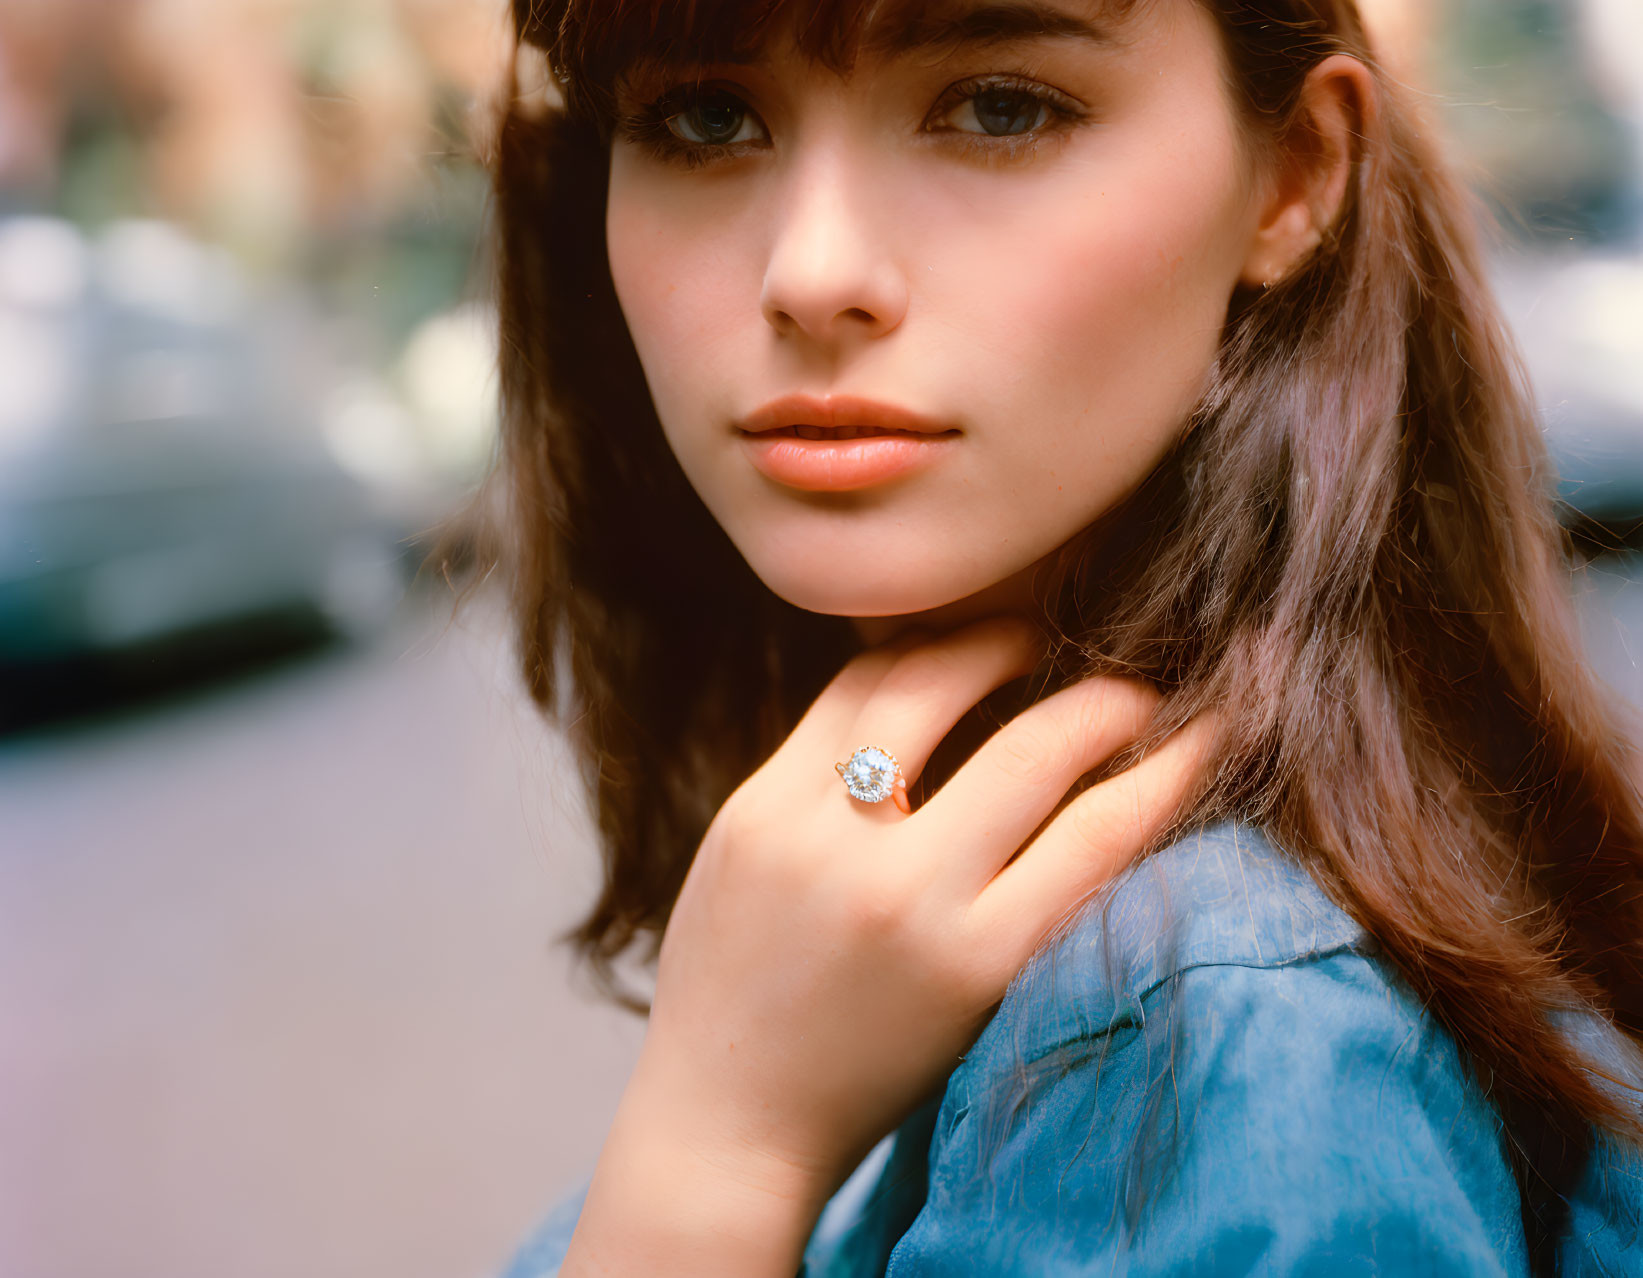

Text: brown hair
xmin=463 ymin=0 xmax=1643 ymax=1259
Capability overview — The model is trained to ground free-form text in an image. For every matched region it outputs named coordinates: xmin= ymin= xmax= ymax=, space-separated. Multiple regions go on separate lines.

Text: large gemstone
xmin=840 ymin=746 xmax=899 ymax=803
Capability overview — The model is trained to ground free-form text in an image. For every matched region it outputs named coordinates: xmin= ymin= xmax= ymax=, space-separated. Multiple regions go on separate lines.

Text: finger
xmin=968 ymin=712 xmax=1222 ymax=969
xmin=778 ymin=626 xmax=934 ymax=761
xmin=912 ymin=675 xmax=1161 ymax=885
xmin=843 ymin=614 xmax=1046 ymax=798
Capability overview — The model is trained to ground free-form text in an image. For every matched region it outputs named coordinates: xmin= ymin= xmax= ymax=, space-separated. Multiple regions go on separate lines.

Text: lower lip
xmin=738 ymin=431 xmax=958 ymax=492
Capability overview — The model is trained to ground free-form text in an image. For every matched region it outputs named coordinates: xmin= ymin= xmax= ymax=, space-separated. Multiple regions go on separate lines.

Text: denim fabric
xmin=497 ymin=819 xmax=1643 ymax=1277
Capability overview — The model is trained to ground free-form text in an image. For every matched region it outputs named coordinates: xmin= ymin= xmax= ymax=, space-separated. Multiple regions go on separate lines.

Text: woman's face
xmin=606 ymin=0 xmax=1268 ymax=630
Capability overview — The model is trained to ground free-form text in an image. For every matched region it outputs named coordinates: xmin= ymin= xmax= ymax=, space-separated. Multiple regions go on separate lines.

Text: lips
xmin=737 ymin=393 xmax=959 ymax=439
xmin=735 ymin=395 xmax=960 ymax=493
xmin=764 ymin=424 xmax=934 ymax=441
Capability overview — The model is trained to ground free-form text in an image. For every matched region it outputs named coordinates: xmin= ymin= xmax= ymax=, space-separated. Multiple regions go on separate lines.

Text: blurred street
xmin=2 ymin=0 xmax=1641 ymax=1275
xmin=4 ymin=556 xmax=1643 ymax=1278
xmin=1573 ymin=552 xmax=1643 ymax=712
xmin=0 ymin=591 xmax=645 ymax=1278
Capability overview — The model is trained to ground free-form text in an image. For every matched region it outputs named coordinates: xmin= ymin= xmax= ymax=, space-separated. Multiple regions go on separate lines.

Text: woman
xmin=474 ymin=0 xmax=1643 ymax=1272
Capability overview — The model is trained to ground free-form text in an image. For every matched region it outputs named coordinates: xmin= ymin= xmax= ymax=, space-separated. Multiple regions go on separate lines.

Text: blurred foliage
xmin=1430 ymin=0 xmax=1639 ymax=246
xmin=295 ymin=133 xmax=490 ymax=359
xmin=4 ymin=0 xmax=503 ymax=363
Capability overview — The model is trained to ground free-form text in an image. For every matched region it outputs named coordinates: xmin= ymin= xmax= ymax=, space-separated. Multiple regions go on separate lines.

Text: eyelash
xmin=614 ymin=74 xmax=1088 ymax=172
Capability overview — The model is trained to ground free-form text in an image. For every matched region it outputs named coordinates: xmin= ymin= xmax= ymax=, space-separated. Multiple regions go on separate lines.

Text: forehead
xmin=552 ymin=0 xmax=1149 ymax=88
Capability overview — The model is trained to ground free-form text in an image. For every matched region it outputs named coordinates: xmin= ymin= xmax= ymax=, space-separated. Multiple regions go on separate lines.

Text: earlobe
xmin=1237 ymin=53 xmax=1374 ymax=289
xmin=1246 ymin=202 xmax=1323 ymax=289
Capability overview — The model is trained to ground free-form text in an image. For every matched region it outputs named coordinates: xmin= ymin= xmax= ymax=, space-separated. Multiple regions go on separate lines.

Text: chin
xmin=742 ymin=550 xmax=980 ymax=620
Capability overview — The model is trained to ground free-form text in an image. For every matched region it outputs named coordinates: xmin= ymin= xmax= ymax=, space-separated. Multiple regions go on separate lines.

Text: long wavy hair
xmin=461 ymin=0 xmax=1643 ymax=1261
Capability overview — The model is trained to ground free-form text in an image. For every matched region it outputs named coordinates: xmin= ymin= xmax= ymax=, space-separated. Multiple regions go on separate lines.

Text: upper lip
xmin=737 ymin=394 xmax=959 ymax=437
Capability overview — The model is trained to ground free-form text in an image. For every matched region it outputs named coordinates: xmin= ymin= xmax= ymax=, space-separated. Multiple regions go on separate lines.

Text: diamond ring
xmin=835 ymin=745 xmax=904 ymax=805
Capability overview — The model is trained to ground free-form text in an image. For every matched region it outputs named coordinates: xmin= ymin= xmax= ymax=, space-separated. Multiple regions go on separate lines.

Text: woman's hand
xmin=562 ymin=615 xmax=1221 ymax=1276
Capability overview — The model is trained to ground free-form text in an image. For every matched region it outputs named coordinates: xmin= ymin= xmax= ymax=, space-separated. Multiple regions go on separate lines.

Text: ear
xmin=1238 ymin=53 xmax=1376 ymax=289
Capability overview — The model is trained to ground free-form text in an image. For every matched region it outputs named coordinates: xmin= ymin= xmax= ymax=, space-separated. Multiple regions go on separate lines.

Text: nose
xmin=759 ymin=147 xmax=909 ymax=347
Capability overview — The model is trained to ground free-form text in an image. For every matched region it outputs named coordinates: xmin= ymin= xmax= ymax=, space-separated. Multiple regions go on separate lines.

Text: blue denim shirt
xmin=499 ymin=819 xmax=1643 ymax=1276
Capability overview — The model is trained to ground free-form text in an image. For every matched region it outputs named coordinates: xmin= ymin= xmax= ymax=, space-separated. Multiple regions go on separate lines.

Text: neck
xmin=846 ymin=547 xmax=1070 ymax=809
xmin=848 ymin=546 xmax=1060 ymax=647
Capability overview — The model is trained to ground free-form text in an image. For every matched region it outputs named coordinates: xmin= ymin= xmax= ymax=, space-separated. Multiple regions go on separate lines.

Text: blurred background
xmin=2 ymin=1 xmax=1642 ymax=1276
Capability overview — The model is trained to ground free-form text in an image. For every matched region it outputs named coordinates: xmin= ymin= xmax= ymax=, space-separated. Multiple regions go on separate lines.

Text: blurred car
xmin=0 ymin=216 xmax=441 ymax=692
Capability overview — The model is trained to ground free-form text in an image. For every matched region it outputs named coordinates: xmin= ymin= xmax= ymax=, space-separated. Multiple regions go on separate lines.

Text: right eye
xmin=665 ymin=86 xmax=768 ymax=147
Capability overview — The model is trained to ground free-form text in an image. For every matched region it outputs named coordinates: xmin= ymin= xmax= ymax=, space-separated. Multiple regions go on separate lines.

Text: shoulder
xmin=962 ymin=817 xmax=1372 ymax=1068
xmin=898 ymin=819 xmax=1534 ymax=1273
xmin=939 ymin=818 xmax=1503 ymax=1164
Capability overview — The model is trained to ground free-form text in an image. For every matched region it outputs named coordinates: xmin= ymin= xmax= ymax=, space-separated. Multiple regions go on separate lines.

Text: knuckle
xmin=712 ymin=783 xmax=764 ymax=844
xmin=837 ymin=876 xmax=910 ymax=940
xmin=953 ymin=906 xmax=1039 ymax=1004
xmin=1066 ymin=794 xmax=1120 ymax=854
xmin=709 ymin=786 xmax=794 ymax=870
xmin=1061 ymin=686 xmax=1114 ymax=753
xmin=1066 ymin=677 xmax=1158 ymax=741
xmin=1116 ymin=677 xmax=1166 ymax=721
xmin=985 ymin=678 xmax=1160 ymax=788
xmin=825 ymin=647 xmax=900 ymax=700
xmin=950 ymin=909 xmax=1012 ymax=985
xmin=882 ymin=645 xmax=965 ymax=703
xmin=948 ymin=941 xmax=1006 ymax=1008
xmin=942 ymin=965 xmax=995 ymax=1018
xmin=995 ymin=719 xmax=1064 ymax=783
xmin=840 ymin=856 xmax=941 ymax=941
xmin=1071 ymin=777 xmax=1148 ymax=853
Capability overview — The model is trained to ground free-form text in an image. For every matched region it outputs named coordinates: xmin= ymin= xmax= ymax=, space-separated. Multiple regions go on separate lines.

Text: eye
xmin=665 ymin=86 xmax=767 ymax=147
xmin=925 ymin=74 xmax=1086 ymax=157
xmin=946 ymin=86 xmax=1052 ymax=137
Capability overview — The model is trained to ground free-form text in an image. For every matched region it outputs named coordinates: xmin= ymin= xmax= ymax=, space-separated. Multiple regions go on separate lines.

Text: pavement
xmin=0 ymin=593 xmax=644 ymax=1278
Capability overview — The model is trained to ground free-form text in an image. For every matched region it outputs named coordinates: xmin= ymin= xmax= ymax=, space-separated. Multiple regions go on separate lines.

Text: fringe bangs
xmin=516 ymin=0 xmax=915 ymax=123
xmin=515 ymin=0 xmax=1147 ymax=126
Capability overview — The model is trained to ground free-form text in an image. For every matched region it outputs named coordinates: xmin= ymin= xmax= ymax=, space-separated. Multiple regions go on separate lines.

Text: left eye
xmin=945 ymin=87 xmax=1051 ymax=137
xmin=667 ymin=88 xmax=766 ymax=146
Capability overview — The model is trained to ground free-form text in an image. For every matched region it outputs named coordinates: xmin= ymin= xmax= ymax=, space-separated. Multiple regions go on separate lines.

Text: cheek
xmin=606 ymin=174 xmax=749 ymax=415
xmin=942 ymin=125 xmax=1250 ymax=458
xmin=605 ymin=195 xmax=686 ymax=388
xmin=1064 ymin=151 xmax=1245 ymax=368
